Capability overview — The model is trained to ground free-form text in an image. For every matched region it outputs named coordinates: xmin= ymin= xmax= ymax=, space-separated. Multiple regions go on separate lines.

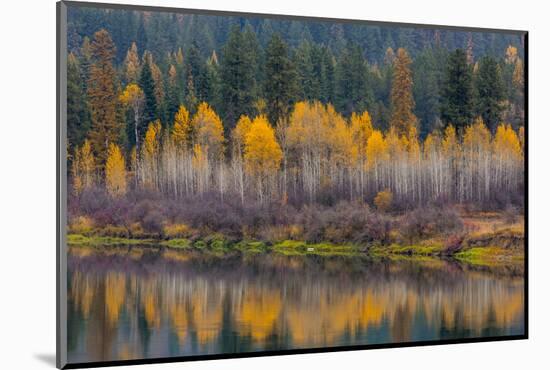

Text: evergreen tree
xmin=166 ymin=64 xmax=180 ymax=125
xmin=136 ymin=14 xmax=148 ymax=54
xmin=335 ymin=43 xmax=373 ymax=116
xmin=139 ymin=59 xmax=158 ymax=131
xmin=390 ymin=48 xmax=417 ymax=136
xmin=294 ymin=41 xmax=318 ymax=101
xmin=184 ymin=41 xmax=208 ymax=103
xmin=316 ymin=46 xmax=335 ymax=104
xmin=413 ymin=47 xmax=447 ymax=137
xmin=220 ymin=26 xmax=258 ymax=130
xmin=475 ymin=56 xmax=505 ymax=132
xmin=205 ymin=51 xmax=222 ymax=112
xmin=242 ymin=24 xmax=261 ymax=98
xmin=264 ymin=34 xmax=297 ymax=125
xmin=67 ymin=53 xmax=89 ymax=150
xmin=440 ymin=49 xmax=474 ymax=131
xmin=87 ymin=29 xmax=119 ymax=167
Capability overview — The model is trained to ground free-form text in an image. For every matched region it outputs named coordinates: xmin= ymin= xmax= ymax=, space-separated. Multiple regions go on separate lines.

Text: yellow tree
xmin=366 ymin=130 xmax=388 ymax=188
xmin=505 ymin=45 xmax=518 ymax=65
xmin=105 ymin=143 xmax=127 ymax=197
xmin=327 ymin=106 xmax=355 ymax=195
xmin=423 ymin=132 xmax=443 ymax=198
xmin=390 ymin=48 xmax=417 ymax=136
xmin=172 ymin=105 xmax=191 ymax=149
xmin=72 ymin=139 xmax=96 ymax=195
xmin=493 ymin=124 xmax=522 ymax=192
xmin=463 ymin=117 xmax=491 ymax=201
xmin=244 ymin=115 xmax=283 ymax=202
xmin=286 ymin=101 xmax=330 ymax=201
xmin=80 ymin=140 xmax=96 ymax=189
xmin=141 ymin=120 xmax=162 ymax=189
xmin=192 ymin=144 xmax=208 ymax=193
xmin=494 ymin=124 xmax=521 ymax=160
xmin=192 ymin=102 xmax=225 ymax=160
xmin=71 ymin=147 xmax=83 ymax=195
xmin=350 ymin=111 xmax=374 ymax=196
xmin=231 ymin=115 xmax=253 ymax=203
xmin=232 ymin=115 xmax=253 ymax=156
xmin=441 ymin=125 xmax=460 ymax=199
xmin=407 ymin=126 xmax=421 ymax=201
xmin=120 ymin=83 xmax=145 ymax=153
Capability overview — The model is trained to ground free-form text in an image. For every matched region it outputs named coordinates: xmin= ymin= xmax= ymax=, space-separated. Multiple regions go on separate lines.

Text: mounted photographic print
xmin=57 ymin=1 xmax=528 ymax=368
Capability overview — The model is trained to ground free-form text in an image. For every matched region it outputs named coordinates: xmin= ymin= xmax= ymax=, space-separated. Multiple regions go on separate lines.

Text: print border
xmin=56 ymin=1 xmax=529 ymax=368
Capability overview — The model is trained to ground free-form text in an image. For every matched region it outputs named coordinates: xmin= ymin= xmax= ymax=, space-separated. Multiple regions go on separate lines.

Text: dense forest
xmin=66 ymin=7 xmax=525 ymax=240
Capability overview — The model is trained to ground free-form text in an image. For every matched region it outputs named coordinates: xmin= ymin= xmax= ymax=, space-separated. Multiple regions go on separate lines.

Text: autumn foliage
xmin=105 ymin=143 xmax=127 ymax=197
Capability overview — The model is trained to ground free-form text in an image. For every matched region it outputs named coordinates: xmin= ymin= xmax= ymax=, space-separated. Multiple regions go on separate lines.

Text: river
xmin=67 ymin=246 xmax=524 ymax=364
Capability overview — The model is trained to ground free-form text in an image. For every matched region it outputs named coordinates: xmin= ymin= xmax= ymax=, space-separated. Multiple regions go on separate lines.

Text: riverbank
xmin=67 ymin=228 xmax=523 ymax=267
xmin=67 ymin=208 xmax=524 ymax=266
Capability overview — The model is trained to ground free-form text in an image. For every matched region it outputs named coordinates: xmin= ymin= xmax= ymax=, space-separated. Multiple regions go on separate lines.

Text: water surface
xmin=67 ymin=246 xmax=524 ymax=364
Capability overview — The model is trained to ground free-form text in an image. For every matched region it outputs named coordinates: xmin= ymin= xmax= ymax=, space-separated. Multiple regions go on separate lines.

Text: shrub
xmin=163 ymin=223 xmax=192 ymax=239
xmin=69 ymin=216 xmax=95 ymax=235
xmin=128 ymin=222 xmax=147 ymax=238
xmin=399 ymin=206 xmax=463 ymax=243
xmin=142 ymin=210 xmax=164 ymax=235
xmin=96 ymin=225 xmax=129 ymax=238
xmin=374 ymin=190 xmax=393 ymax=212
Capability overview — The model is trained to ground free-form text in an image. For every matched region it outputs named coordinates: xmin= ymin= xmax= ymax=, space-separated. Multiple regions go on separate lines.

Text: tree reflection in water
xmin=67 ymin=247 xmax=524 ymax=363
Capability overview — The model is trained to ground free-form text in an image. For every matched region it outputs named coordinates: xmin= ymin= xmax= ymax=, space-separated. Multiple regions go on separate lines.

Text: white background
xmin=0 ymin=0 xmax=548 ymax=368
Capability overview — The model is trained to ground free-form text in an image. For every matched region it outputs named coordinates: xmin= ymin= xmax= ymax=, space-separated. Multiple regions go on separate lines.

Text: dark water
xmin=67 ymin=246 xmax=524 ymax=364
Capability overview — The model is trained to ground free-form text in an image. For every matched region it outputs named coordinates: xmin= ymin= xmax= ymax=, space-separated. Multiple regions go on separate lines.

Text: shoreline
xmin=67 ymin=232 xmax=524 ymax=268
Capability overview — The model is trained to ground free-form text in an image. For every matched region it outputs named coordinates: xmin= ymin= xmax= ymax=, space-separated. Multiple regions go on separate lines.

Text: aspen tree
xmin=105 ymin=143 xmax=127 ymax=197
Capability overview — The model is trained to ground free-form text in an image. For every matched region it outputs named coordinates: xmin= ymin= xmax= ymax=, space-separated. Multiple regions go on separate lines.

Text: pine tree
xmin=413 ymin=47 xmax=446 ymax=137
xmin=139 ymin=58 xmax=158 ymax=131
xmin=67 ymin=53 xmax=88 ymax=149
xmin=144 ymin=52 xmax=166 ymax=125
xmin=205 ymin=51 xmax=222 ymax=112
xmin=264 ymin=34 xmax=297 ymax=125
xmin=87 ymin=29 xmax=119 ymax=167
xmin=336 ymin=43 xmax=373 ymax=116
xmin=166 ymin=64 xmax=180 ymax=124
xmin=475 ymin=56 xmax=505 ymax=132
xmin=390 ymin=48 xmax=417 ymax=136
xmin=184 ymin=42 xmax=208 ymax=103
xmin=136 ymin=14 xmax=148 ymax=53
xmin=294 ymin=41 xmax=317 ymax=101
xmin=441 ymin=49 xmax=475 ymax=132
xmin=220 ymin=26 xmax=258 ymax=130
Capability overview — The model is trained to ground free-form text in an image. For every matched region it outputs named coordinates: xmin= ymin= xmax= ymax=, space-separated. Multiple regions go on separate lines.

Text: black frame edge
xmin=57 ymin=1 xmax=69 ymax=369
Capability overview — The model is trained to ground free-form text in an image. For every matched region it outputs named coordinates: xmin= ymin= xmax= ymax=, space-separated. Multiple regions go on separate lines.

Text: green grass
xmin=67 ymin=233 xmax=523 ymax=266
xmin=369 ymin=243 xmax=444 ymax=257
xmin=235 ymin=241 xmax=269 ymax=254
xmin=272 ymin=240 xmax=360 ymax=256
xmin=67 ymin=234 xmax=154 ymax=247
xmin=454 ymin=246 xmax=524 ymax=267
xmin=160 ymin=238 xmax=192 ymax=249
